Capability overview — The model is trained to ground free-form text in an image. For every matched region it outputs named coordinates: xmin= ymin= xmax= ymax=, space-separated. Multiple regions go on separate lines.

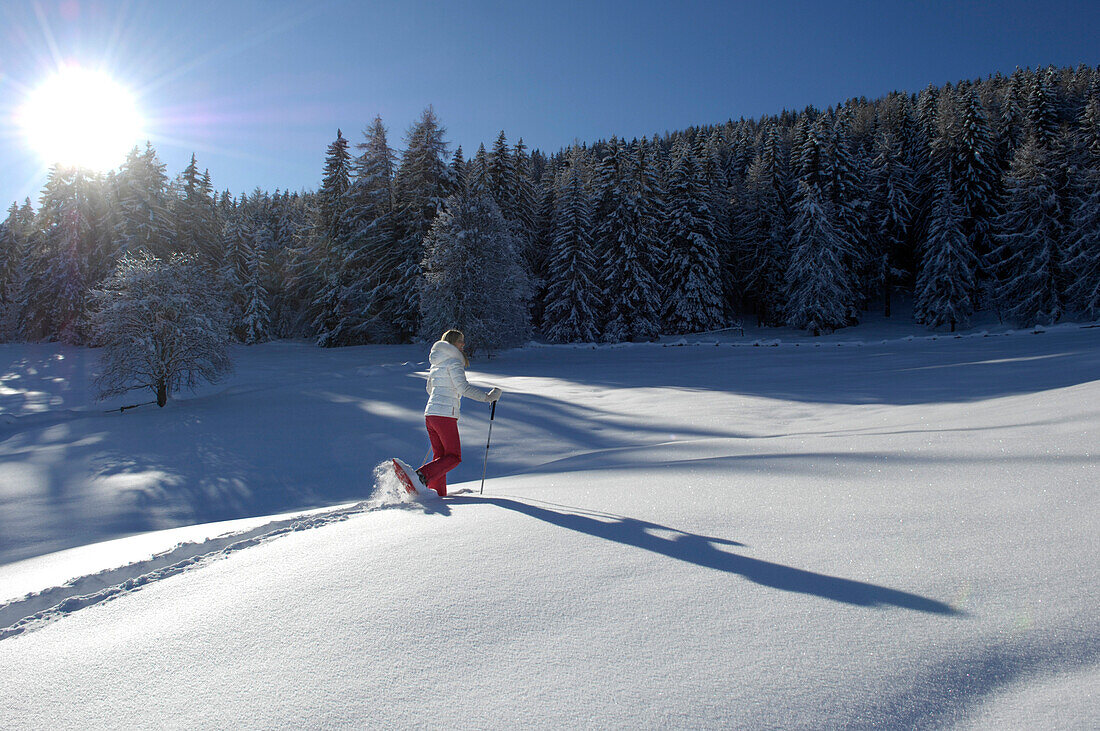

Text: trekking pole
xmin=480 ymin=400 xmax=497 ymax=495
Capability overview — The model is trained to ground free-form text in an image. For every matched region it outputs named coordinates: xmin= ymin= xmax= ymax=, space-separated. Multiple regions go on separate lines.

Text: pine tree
xmin=796 ymin=112 xmax=830 ymax=191
xmin=1065 ymin=97 xmax=1100 ymax=317
xmin=826 ymin=111 xmax=869 ymax=309
xmin=1026 ymin=67 xmax=1060 ymax=149
xmin=915 ymin=178 xmax=977 ymax=331
xmin=268 ymin=192 xmax=310 ymax=338
xmin=512 ymin=138 xmax=538 ymax=248
xmin=737 ymin=127 xmax=791 ymax=326
xmin=543 ymin=150 xmax=600 ymax=343
xmin=1079 ymin=96 xmax=1100 ymax=161
xmin=590 ymin=137 xmax=627 ymax=287
xmin=998 ymin=68 xmax=1027 ymax=163
xmin=0 ymin=205 xmax=21 ymax=341
xmin=420 ymin=192 xmax=530 ymax=355
xmin=528 ymin=163 xmax=557 ymax=328
xmin=450 ymin=146 xmax=467 ymax=194
xmin=784 ymin=181 xmax=857 ymax=335
xmin=468 ymin=143 xmax=490 ymax=194
xmin=49 ymin=175 xmax=91 ymax=342
xmin=914 ymin=84 xmax=944 ymax=232
xmin=0 ymin=201 xmax=37 ymax=340
xmin=392 ymin=107 xmax=451 ymax=340
xmin=867 ymin=130 xmax=916 ymax=317
xmin=701 ymin=130 xmax=738 ymax=315
xmin=318 ymin=130 xmax=352 ymax=236
xmin=953 ymin=88 xmax=1001 ymax=301
xmin=173 ymin=154 xmax=219 ymax=270
xmin=31 ymin=166 xmax=113 ymax=342
xmin=601 ymin=143 xmax=662 ymax=342
xmin=243 ymin=236 xmax=271 ymax=345
xmin=113 ymin=142 xmax=173 ymax=260
xmin=990 ymin=139 xmax=1068 ymax=325
xmin=487 ymin=130 xmax=517 ymax=221
xmin=339 ymin=116 xmax=399 ymax=343
xmin=219 ymin=195 xmax=254 ymax=340
xmin=661 ymin=137 xmax=723 ymax=334
xmin=1065 ymin=184 xmax=1100 ymax=317
xmin=308 ymin=130 xmax=352 ymax=345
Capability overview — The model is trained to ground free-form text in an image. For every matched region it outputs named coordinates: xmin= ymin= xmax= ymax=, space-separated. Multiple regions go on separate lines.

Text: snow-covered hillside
xmin=1 ymin=321 xmax=1098 ymax=728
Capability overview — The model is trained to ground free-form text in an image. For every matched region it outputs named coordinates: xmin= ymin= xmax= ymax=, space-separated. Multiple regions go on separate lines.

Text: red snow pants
xmin=419 ymin=415 xmax=461 ymax=497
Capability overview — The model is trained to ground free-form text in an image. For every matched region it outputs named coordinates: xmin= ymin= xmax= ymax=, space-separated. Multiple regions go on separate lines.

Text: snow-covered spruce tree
xmin=306 ymin=130 xmax=352 ymax=346
xmin=261 ymin=191 xmax=303 ymax=338
xmin=450 ymin=146 xmax=467 ymax=193
xmin=701 ymin=129 xmax=735 ymax=266
xmin=468 ymin=143 xmax=490 ymax=194
xmin=784 ymin=180 xmax=858 ymax=335
xmin=915 ymin=178 xmax=977 ymax=331
xmin=542 ymin=150 xmax=601 ymax=343
xmin=242 ymin=235 xmax=271 ymax=345
xmin=867 ymin=130 xmax=916 ymax=317
xmin=827 ymin=111 xmax=870 ymax=308
xmin=32 ymin=166 xmax=90 ymax=342
xmin=1078 ymin=94 xmax=1100 ymax=163
xmin=0 ymin=206 xmax=21 ymax=341
xmin=90 ymin=252 xmax=232 ymax=407
xmin=794 ymin=111 xmax=830 ymax=192
xmin=487 ymin=131 xmax=518 ymax=222
xmin=998 ymin=68 xmax=1027 ymax=164
xmin=735 ymin=120 xmax=791 ymax=326
xmin=989 ymin=138 xmax=1068 ymax=325
xmin=392 ymin=107 xmax=451 ymax=341
xmin=662 ymin=137 xmax=723 ymax=335
xmin=600 ymin=142 xmax=662 ymax=342
xmin=336 ymin=116 xmax=399 ymax=344
xmin=1025 ymin=67 xmax=1060 ymax=150
xmin=590 ymin=137 xmax=627 ymax=330
xmin=0 ymin=200 xmax=37 ymax=340
xmin=528 ymin=163 xmax=558 ymax=328
xmin=912 ymin=84 xmax=943 ymax=229
xmin=1064 ymin=97 xmax=1100 ymax=317
xmin=511 ymin=138 xmax=538 ymax=250
xmin=172 ymin=154 xmax=220 ymax=270
xmin=953 ymin=88 xmax=1001 ymax=274
xmin=113 ymin=142 xmax=173 ymax=260
xmin=218 ymin=194 xmax=254 ymax=340
xmin=419 ymin=192 xmax=530 ymax=356
xmin=1065 ymin=190 xmax=1100 ymax=317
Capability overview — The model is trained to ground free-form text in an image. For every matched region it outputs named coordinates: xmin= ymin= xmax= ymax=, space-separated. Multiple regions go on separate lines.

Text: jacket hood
xmin=429 ymin=340 xmax=464 ymax=366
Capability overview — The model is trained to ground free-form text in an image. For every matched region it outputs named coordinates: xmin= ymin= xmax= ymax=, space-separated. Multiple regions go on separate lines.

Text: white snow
xmin=1 ymin=315 xmax=1098 ymax=728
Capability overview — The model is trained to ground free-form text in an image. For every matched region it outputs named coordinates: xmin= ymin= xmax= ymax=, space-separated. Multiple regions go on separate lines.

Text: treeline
xmin=1 ymin=65 xmax=1099 ymax=350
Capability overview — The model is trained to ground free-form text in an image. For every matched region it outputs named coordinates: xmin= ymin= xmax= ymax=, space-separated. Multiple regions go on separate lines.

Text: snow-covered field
xmin=1 ymin=315 xmax=1098 ymax=728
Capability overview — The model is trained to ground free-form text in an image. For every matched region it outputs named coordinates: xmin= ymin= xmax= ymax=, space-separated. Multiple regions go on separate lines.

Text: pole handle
xmin=490 ymin=400 xmax=497 ymax=420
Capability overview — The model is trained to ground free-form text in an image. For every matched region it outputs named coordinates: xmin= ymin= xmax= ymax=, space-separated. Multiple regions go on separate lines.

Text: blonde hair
xmin=441 ymin=329 xmax=469 ymax=367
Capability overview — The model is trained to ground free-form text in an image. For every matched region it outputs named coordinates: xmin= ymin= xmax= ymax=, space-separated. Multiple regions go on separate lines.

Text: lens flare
xmin=17 ymin=66 xmax=144 ymax=172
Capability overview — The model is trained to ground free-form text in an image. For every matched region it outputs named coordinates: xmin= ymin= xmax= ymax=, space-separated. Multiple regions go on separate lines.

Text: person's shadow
xmin=447 ymin=493 xmax=961 ymax=615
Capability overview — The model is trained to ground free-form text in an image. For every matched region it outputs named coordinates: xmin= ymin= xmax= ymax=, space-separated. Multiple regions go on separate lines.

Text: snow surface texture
xmin=1 ymin=316 xmax=1098 ymax=728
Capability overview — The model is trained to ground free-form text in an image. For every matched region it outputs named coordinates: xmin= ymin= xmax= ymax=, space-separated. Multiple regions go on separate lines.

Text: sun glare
xmin=18 ymin=67 xmax=144 ymax=172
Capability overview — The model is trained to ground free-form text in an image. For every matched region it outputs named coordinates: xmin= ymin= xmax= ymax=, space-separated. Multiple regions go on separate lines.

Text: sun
xmin=18 ymin=66 xmax=145 ymax=172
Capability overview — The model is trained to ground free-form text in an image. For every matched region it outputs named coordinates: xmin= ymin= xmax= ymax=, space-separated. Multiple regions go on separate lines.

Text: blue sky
xmin=1 ymin=0 xmax=1098 ymax=207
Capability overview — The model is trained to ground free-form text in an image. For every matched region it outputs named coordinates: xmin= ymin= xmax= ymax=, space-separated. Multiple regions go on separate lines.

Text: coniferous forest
xmin=2 ymin=65 xmax=1099 ymax=354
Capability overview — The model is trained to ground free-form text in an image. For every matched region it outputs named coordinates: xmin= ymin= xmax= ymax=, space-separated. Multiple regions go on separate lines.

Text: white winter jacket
xmin=424 ymin=341 xmax=492 ymax=419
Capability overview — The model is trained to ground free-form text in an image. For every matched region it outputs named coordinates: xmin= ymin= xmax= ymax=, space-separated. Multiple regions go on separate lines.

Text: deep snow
xmin=1 ymin=315 xmax=1098 ymax=728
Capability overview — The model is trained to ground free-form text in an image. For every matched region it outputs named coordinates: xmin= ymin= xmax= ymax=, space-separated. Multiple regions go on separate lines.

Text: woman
xmin=414 ymin=330 xmax=501 ymax=497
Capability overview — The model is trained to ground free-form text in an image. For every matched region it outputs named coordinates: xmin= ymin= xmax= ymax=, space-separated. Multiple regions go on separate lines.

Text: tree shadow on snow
xmin=449 ymin=495 xmax=961 ymax=615
xmin=471 ymin=329 xmax=1100 ymax=406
